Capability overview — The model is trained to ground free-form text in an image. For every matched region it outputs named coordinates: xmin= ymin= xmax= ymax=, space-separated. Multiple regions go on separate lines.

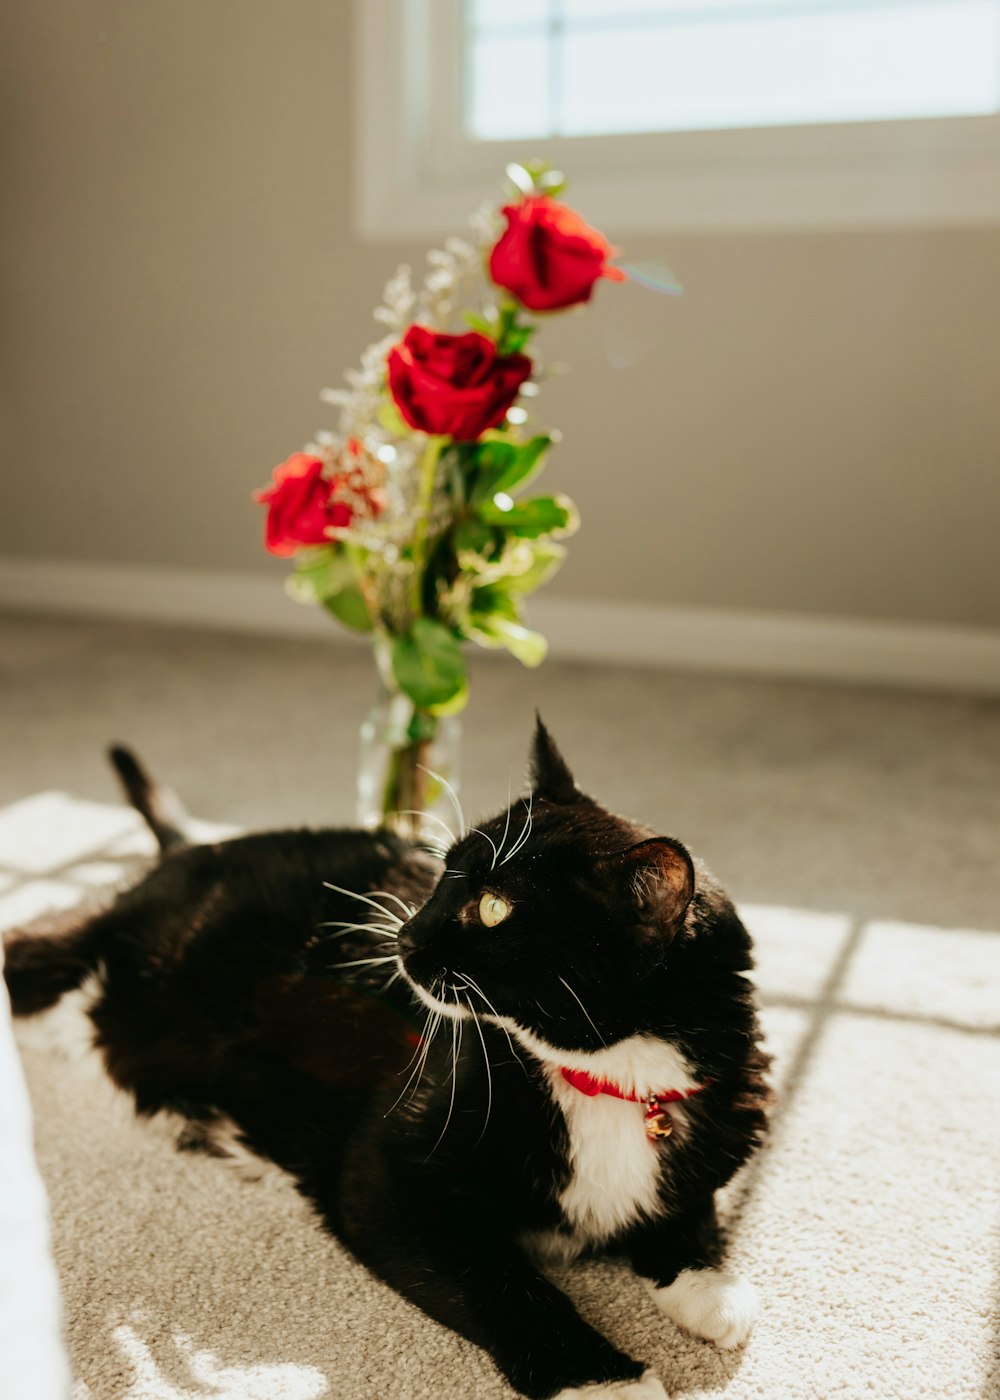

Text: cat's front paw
xmin=555 ymin=1370 xmax=667 ymax=1400
xmin=649 ymin=1268 xmax=759 ymax=1349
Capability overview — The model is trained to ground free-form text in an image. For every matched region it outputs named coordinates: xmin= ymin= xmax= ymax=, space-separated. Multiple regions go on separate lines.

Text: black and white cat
xmin=4 ymin=720 xmax=770 ymax=1400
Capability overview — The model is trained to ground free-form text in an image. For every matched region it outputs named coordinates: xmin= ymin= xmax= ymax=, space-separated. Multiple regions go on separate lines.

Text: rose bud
xmin=489 ymin=195 xmax=626 ymax=312
xmin=254 ymin=453 xmax=340 ymax=556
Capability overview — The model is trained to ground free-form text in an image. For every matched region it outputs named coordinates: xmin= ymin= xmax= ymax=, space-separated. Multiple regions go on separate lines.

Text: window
xmin=354 ymin=0 xmax=1000 ymax=239
xmin=465 ymin=1 xmax=1000 ymax=140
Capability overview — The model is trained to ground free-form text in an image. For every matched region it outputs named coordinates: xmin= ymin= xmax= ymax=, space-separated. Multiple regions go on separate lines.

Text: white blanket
xmin=0 ymin=937 xmax=71 ymax=1400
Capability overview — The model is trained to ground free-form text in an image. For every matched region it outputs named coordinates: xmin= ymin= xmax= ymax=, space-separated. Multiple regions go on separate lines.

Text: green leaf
xmin=478 ymin=492 xmax=578 ymax=539
xmin=289 ymin=548 xmax=373 ymax=632
xmin=452 ymin=517 xmax=500 ymax=563
xmin=493 ymin=436 xmax=551 ymax=495
xmin=285 ymin=548 xmax=353 ymax=606
xmin=323 ymin=586 xmax=372 ymax=632
xmin=503 ymin=543 xmax=567 ymax=594
xmin=470 ymin=583 xmax=521 ymax=623
xmin=428 ymin=676 xmax=469 ymax=717
xmin=468 ymin=436 xmax=552 ymax=505
xmin=467 ymin=440 xmax=519 ymax=505
xmin=469 ymin=616 xmax=548 ymax=668
xmin=392 ymin=619 xmax=467 ymax=710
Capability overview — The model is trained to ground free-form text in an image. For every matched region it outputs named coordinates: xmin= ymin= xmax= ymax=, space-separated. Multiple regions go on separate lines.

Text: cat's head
xmin=396 ymin=718 xmax=696 ymax=1058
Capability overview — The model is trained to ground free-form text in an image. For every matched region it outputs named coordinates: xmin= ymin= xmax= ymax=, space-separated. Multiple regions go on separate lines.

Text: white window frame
xmin=353 ymin=0 xmax=1000 ymax=241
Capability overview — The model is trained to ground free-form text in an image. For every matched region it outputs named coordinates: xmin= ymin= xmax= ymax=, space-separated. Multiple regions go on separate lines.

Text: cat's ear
xmin=530 ymin=715 xmax=581 ymax=805
xmin=609 ymin=837 xmax=695 ymax=933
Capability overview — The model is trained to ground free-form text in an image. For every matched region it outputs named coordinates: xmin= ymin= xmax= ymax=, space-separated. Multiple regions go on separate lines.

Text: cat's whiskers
xmin=387 ymin=1007 xmax=439 ymax=1116
xmin=417 ymin=765 xmax=467 ymax=841
xmin=460 ymin=985 xmax=493 ymax=1147
xmin=322 ymin=882 xmax=405 ymax=927
xmin=453 ymin=972 xmax=499 ymax=1021
xmin=405 ymin=988 xmax=456 ymax=1115
xmin=425 ymin=990 xmax=463 ymax=1161
xmin=365 ymin=889 xmax=417 ymax=920
xmin=500 ymin=791 xmax=534 ymax=865
xmin=387 ymin=971 xmax=453 ymax=1116
xmin=557 ymin=974 xmax=608 ymax=1048
xmin=396 ymin=990 xmax=436 ymax=1079
xmin=471 ymin=828 xmax=499 ymax=866
xmin=316 ymin=920 xmax=399 ymax=939
xmin=492 ymin=777 xmax=513 ymax=868
xmin=413 ymin=1008 xmax=443 ymax=1092
xmin=400 ymin=1008 xmax=434 ymax=1080
xmin=396 ymin=809 xmax=458 ymax=850
xmin=396 ymin=971 xmax=463 ymax=1116
xmin=456 ymin=973 xmax=527 ymax=1076
xmin=331 ymin=953 xmax=398 ymax=971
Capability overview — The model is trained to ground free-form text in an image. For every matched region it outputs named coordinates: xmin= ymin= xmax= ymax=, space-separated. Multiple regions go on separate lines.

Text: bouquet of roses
xmin=254 ymin=162 xmax=630 ymax=831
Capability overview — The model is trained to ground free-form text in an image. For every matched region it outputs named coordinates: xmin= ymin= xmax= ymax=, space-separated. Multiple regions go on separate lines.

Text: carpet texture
xmin=2 ymin=613 xmax=999 ymax=1400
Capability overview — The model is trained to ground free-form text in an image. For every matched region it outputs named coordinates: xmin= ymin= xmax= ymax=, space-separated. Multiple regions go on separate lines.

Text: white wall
xmin=2 ymin=1 xmax=998 ymax=630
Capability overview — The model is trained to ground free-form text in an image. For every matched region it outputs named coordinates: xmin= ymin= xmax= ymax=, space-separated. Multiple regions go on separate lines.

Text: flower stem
xmin=409 ymin=435 xmax=446 ymax=616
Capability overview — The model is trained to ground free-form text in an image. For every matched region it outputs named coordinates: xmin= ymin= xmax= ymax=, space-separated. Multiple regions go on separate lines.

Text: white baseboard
xmin=527 ymin=596 xmax=1000 ymax=694
xmin=0 ymin=557 xmax=340 ymax=639
xmin=1 ymin=555 xmax=999 ymax=695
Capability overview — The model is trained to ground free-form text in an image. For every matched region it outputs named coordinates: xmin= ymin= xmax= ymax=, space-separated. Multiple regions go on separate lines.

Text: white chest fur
xmin=547 ymin=1069 xmax=662 ymax=1243
xmin=513 ymin=1031 xmax=699 ymax=1248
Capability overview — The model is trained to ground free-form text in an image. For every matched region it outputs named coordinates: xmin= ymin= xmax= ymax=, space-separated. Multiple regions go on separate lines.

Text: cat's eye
xmin=479 ymin=893 xmax=512 ymax=928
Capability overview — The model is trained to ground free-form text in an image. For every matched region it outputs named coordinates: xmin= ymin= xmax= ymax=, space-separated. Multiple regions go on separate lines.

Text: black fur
xmin=4 ymin=724 xmax=770 ymax=1399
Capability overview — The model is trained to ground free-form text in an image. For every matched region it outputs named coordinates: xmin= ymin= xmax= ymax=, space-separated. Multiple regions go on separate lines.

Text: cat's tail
xmin=107 ymin=744 xmax=189 ymax=853
xmin=2 ymin=746 xmax=187 ymax=1017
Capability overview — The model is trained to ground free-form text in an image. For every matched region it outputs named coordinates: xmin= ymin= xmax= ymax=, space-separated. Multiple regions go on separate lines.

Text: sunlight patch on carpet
xmin=107 ymin=1322 xmax=329 ymax=1400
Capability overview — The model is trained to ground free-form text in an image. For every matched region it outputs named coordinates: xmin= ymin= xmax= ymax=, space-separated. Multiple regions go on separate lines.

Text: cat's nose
xmin=396 ymin=903 xmax=435 ymax=952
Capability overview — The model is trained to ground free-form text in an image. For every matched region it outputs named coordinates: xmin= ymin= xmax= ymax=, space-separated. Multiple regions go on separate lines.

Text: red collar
xmin=560 ymin=1067 xmax=708 ymax=1103
xmin=560 ymin=1067 xmax=711 ymax=1140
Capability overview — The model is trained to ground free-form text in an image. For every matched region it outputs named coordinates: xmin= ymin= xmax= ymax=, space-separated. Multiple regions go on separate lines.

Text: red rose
xmin=387 ymin=326 xmax=532 ymax=441
xmin=489 ymin=196 xmax=626 ymax=312
xmin=254 ymin=453 xmax=338 ymax=556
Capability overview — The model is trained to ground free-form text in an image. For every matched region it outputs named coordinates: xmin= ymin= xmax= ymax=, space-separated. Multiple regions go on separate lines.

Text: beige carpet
xmin=2 ymin=613 xmax=999 ymax=1400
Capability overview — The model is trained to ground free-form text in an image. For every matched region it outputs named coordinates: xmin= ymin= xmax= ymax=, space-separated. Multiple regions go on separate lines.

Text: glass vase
xmin=356 ymin=642 xmax=462 ymax=846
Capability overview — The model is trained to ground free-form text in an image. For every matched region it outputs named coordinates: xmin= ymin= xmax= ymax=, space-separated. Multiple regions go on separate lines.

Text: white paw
xmin=555 ymin=1370 xmax=667 ymax=1400
xmin=650 ymin=1268 xmax=759 ymax=1349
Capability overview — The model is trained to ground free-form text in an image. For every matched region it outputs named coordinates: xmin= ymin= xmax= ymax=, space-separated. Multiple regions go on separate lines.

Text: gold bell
xmin=644 ymin=1098 xmax=673 ymax=1140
